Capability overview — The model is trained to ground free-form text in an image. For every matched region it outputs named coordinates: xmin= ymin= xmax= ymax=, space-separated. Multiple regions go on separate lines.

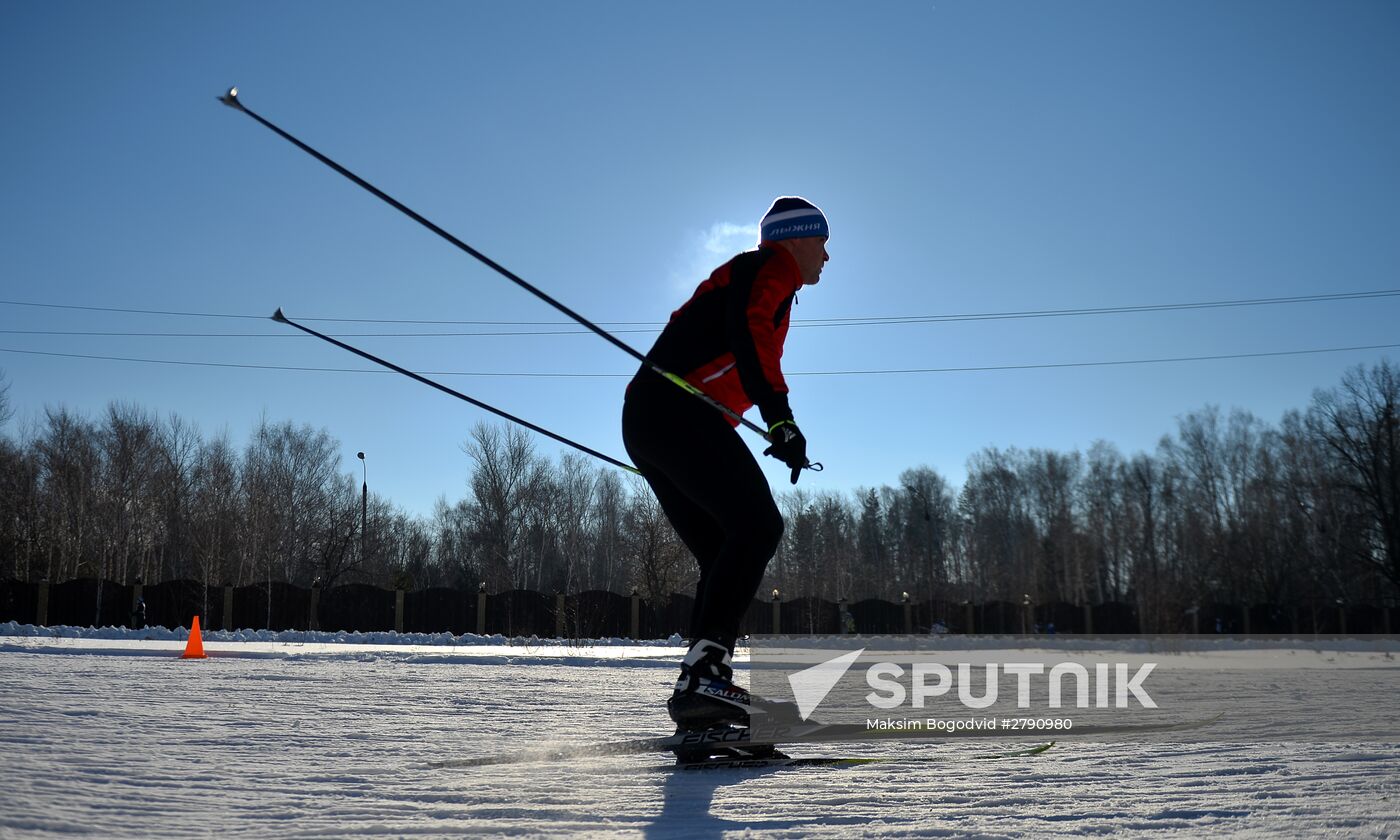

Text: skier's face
xmin=788 ymin=236 xmax=829 ymax=286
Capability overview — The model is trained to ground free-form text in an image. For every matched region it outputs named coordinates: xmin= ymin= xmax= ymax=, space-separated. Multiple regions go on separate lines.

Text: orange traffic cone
xmin=181 ymin=615 xmax=207 ymax=659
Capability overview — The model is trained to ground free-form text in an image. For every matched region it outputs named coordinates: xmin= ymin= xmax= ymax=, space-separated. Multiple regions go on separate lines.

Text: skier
xmin=622 ymin=196 xmax=829 ymax=735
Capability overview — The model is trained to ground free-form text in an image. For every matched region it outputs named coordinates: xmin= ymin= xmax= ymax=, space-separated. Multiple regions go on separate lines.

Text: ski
xmin=428 ymin=714 xmax=1220 ymax=769
xmin=668 ymin=741 xmax=1056 ymax=772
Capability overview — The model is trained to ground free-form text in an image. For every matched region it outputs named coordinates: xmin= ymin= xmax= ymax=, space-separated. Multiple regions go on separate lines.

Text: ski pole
xmin=219 ymin=87 xmax=818 ymax=473
xmin=271 ymin=308 xmax=640 ymax=475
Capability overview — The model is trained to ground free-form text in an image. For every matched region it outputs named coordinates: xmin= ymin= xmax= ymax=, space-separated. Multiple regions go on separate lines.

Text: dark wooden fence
xmin=0 ymin=578 xmax=1392 ymax=637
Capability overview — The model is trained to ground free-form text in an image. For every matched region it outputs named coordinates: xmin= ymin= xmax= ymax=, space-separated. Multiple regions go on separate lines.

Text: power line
xmin=3 ymin=342 xmax=1397 ymax=377
xmin=0 ymin=347 xmax=395 ymax=375
xmin=796 ymin=343 xmax=1400 ymax=375
xmin=2 ymin=287 xmax=1397 ymax=330
xmin=0 ymin=346 xmax=622 ymax=375
xmin=0 ymin=328 xmax=653 ymax=338
xmin=802 ymin=289 xmax=1400 ymax=326
xmin=0 ymin=300 xmax=270 ymax=321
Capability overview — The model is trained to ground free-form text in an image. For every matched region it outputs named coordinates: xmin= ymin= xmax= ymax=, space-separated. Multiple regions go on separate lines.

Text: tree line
xmin=0 ymin=361 xmax=1395 ymax=631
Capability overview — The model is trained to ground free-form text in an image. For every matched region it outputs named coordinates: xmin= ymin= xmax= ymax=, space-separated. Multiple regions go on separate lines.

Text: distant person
xmin=622 ymin=196 xmax=828 ymax=735
xmin=130 ymin=598 xmax=146 ymax=630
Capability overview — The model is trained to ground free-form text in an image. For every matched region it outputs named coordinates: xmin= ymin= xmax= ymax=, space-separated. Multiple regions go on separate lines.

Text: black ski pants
xmin=622 ymin=370 xmax=783 ymax=653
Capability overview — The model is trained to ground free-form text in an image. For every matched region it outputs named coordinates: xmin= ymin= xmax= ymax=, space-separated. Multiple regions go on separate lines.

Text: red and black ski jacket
xmin=639 ymin=243 xmax=801 ymax=428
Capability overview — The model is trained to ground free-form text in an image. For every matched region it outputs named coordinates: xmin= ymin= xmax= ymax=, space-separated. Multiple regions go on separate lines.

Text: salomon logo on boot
xmin=668 ymin=639 xmax=752 ymax=729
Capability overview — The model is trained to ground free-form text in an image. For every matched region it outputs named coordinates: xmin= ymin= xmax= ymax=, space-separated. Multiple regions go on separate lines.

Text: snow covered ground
xmin=3 ymin=626 xmax=1399 ymax=838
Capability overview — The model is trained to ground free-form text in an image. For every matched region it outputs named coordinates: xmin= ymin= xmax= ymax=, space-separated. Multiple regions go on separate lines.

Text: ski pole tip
xmin=219 ymin=87 xmax=243 ymax=109
xmin=271 ymin=307 xmax=288 ymax=323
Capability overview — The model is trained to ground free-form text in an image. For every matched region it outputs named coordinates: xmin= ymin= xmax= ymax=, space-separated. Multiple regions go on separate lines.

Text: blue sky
xmin=2 ymin=1 xmax=1398 ymax=517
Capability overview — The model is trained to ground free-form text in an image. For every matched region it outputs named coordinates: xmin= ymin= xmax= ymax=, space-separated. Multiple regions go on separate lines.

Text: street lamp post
xmin=357 ymin=452 xmax=367 ymax=566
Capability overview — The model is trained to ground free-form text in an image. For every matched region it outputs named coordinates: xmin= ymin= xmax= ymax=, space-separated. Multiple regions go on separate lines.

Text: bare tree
xmin=0 ymin=369 xmax=13 ymax=429
xmin=623 ymin=474 xmax=687 ymax=605
xmin=1121 ymin=448 xmax=1177 ymax=631
xmin=1165 ymin=407 xmax=1228 ymax=604
xmin=1082 ymin=441 xmax=1127 ymax=603
xmin=96 ymin=402 xmax=160 ymax=600
xmin=190 ymin=432 xmax=240 ymax=601
xmin=898 ymin=466 xmax=955 ymax=602
xmin=778 ymin=487 xmax=822 ymax=601
xmin=587 ymin=470 xmax=626 ymax=591
xmin=372 ymin=506 xmax=432 ymax=587
xmin=1023 ymin=449 xmax=1083 ymax=603
xmin=429 ymin=496 xmax=481 ymax=589
xmin=464 ymin=422 xmax=549 ymax=590
xmin=811 ymin=490 xmax=858 ymax=601
xmin=0 ymin=435 xmax=39 ymax=580
xmin=34 ymin=407 xmax=101 ymax=581
xmin=152 ymin=413 xmax=202 ymax=583
xmin=240 ymin=415 xmax=350 ymax=629
xmin=551 ymin=452 xmax=597 ymax=593
xmin=853 ymin=488 xmax=886 ymax=597
xmin=1308 ymin=360 xmax=1400 ymax=589
xmin=960 ymin=448 xmax=1035 ymax=602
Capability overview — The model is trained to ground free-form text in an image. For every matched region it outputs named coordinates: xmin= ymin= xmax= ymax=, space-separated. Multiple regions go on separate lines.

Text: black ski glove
xmin=763 ymin=420 xmax=808 ymax=485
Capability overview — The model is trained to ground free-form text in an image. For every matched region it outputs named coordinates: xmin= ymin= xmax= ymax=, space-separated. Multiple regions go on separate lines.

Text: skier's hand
xmin=763 ymin=421 xmax=808 ymax=484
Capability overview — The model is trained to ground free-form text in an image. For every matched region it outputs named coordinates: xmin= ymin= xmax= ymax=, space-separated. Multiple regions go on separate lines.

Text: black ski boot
xmin=667 ymin=639 xmax=752 ymax=729
xmin=667 ymin=638 xmax=808 ymax=727
xmin=668 ymin=639 xmax=789 ymax=764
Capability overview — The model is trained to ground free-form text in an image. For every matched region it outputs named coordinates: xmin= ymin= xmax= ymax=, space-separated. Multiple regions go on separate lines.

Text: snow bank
xmin=4 ymin=622 xmax=1396 ymax=667
xmin=0 ymin=620 xmax=686 ymax=647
